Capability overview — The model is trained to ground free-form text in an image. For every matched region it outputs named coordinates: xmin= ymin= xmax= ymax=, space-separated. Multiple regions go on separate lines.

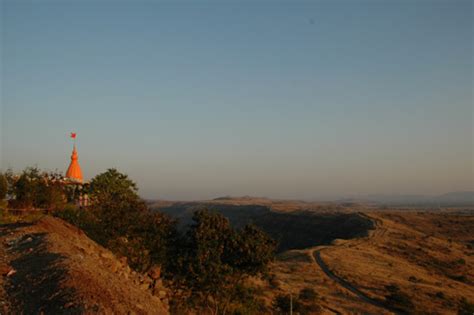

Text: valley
xmin=152 ymin=199 xmax=474 ymax=314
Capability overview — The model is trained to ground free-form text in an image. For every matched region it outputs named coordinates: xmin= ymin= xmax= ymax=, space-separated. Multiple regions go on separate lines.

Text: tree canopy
xmin=66 ymin=168 xmax=176 ymax=272
xmin=6 ymin=167 xmax=65 ymax=210
xmin=89 ymin=168 xmax=139 ymax=204
xmin=166 ymin=209 xmax=276 ymax=313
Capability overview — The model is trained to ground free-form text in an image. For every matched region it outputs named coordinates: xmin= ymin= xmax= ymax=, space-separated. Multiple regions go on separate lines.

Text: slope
xmin=0 ymin=216 xmax=169 ymax=314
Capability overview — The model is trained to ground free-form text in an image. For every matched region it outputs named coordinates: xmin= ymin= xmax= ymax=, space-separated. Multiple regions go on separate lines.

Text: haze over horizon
xmin=1 ymin=0 xmax=473 ymax=200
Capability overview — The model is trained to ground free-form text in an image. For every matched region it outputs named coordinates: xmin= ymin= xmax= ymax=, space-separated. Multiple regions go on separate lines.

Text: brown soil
xmin=0 ymin=216 xmax=168 ymax=314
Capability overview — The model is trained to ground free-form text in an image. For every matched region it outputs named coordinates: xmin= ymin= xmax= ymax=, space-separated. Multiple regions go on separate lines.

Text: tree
xmin=74 ymin=168 xmax=177 ymax=272
xmin=89 ymin=168 xmax=139 ymax=204
xmin=8 ymin=168 xmax=67 ymax=210
xmin=165 ymin=209 xmax=233 ymax=309
xmin=166 ymin=209 xmax=276 ymax=314
xmin=0 ymin=173 xmax=7 ymax=201
xmin=135 ymin=211 xmax=177 ymax=269
xmin=225 ymin=223 xmax=276 ymax=276
xmin=37 ymin=171 xmax=67 ymax=211
xmin=88 ymin=169 xmax=145 ymax=240
xmin=109 ymin=211 xmax=177 ymax=272
xmin=10 ymin=167 xmax=43 ymax=209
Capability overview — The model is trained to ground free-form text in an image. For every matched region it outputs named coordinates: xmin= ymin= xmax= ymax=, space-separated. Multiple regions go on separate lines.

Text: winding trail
xmin=313 ymin=250 xmax=402 ymax=314
xmin=311 ymin=213 xmax=403 ymax=315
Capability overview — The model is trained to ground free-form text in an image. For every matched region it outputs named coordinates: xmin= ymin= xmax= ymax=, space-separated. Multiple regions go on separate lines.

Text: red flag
xmin=70 ymin=132 xmax=77 ymax=139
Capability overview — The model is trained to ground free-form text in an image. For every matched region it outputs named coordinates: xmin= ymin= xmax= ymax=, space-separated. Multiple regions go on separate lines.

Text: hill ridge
xmin=0 ymin=216 xmax=169 ymax=314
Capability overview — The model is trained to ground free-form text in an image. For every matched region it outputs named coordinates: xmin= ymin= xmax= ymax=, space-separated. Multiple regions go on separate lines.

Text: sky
xmin=0 ymin=0 xmax=472 ymax=200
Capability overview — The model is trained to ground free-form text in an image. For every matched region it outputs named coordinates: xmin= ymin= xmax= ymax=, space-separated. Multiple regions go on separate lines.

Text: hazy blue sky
xmin=1 ymin=0 xmax=472 ymax=200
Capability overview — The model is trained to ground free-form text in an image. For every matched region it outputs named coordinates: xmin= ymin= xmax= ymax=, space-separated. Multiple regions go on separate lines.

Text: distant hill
xmin=348 ymin=191 xmax=474 ymax=207
xmin=148 ymin=197 xmax=369 ymax=215
xmin=149 ymin=191 xmax=474 ymax=210
xmin=435 ymin=191 xmax=474 ymax=205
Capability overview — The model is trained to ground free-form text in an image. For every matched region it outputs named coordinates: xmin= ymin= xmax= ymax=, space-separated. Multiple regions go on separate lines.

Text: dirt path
xmin=310 ymin=214 xmax=403 ymax=315
xmin=313 ymin=250 xmax=402 ymax=314
xmin=0 ymin=222 xmax=83 ymax=314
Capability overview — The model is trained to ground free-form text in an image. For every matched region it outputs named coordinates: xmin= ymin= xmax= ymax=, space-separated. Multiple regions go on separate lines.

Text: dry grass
xmin=318 ymin=211 xmax=473 ymax=314
xmin=251 ymin=211 xmax=473 ymax=314
xmin=246 ymin=248 xmax=388 ymax=314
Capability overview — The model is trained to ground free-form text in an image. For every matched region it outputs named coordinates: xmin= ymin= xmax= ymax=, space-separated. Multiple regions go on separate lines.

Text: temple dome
xmin=66 ymin=145 xmax=83 ymax=183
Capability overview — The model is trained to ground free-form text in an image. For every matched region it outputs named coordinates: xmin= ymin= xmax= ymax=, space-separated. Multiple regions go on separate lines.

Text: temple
xmin=65 ymin=140 xmax=88 ymax=207
xmin=66 ymin=145 xmax=83 ymax=183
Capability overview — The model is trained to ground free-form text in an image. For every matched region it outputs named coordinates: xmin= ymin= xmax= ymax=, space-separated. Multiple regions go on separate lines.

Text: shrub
xmin=107 ymin=236 xmax=151 ymax=271
xmin=384 ymin=284 xmax=414 ymax=312
xmin=299 ymin=287 xmax=318 ymax=301
xmin=459 ymin=297 xmax=474 ymax=315
xmin=229 ymin=284 xmax=268 ymax=315
xmin=54 ymin=205 xmax=101 ymax=239
xmin=449 ymin=274 xmax=467 ymax=283
xmin=0 ymin=200 xmax=7 ymax=212
xmin=435 ymin=291 xmax=445 ymax=299
xmin=301 ymin=303 xmax=322 ymax=314
xmin=0 ymin=208 xmax=14 ymax=224
xmin=272 ymin=293 xmax=302 ymax=313
xmin=267 ymin=274 xmax=281 ymax=289
xmin=408 ymin=276 xmax=418 ymax=282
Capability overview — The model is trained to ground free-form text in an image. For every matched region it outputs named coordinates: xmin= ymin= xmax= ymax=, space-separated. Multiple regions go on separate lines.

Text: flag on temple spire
xmin=70 ymin=132 xmax=77 ymax=139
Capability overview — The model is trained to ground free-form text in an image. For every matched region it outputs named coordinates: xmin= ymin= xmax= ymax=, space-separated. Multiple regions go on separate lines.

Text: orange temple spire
xmin=66 ymin=133 xmax=83 ymax=183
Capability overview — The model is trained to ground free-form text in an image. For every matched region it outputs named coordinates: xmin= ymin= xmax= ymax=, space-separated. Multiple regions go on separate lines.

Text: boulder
xmin=6 ymin=268 xmax=16 ymax=277
xmin=100 ymin=251 xmax=114 ymax=260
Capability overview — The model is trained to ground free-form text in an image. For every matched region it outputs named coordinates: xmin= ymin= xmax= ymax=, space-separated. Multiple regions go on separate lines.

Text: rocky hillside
xmin=0 ymin=216 xmax=169 ymax=314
